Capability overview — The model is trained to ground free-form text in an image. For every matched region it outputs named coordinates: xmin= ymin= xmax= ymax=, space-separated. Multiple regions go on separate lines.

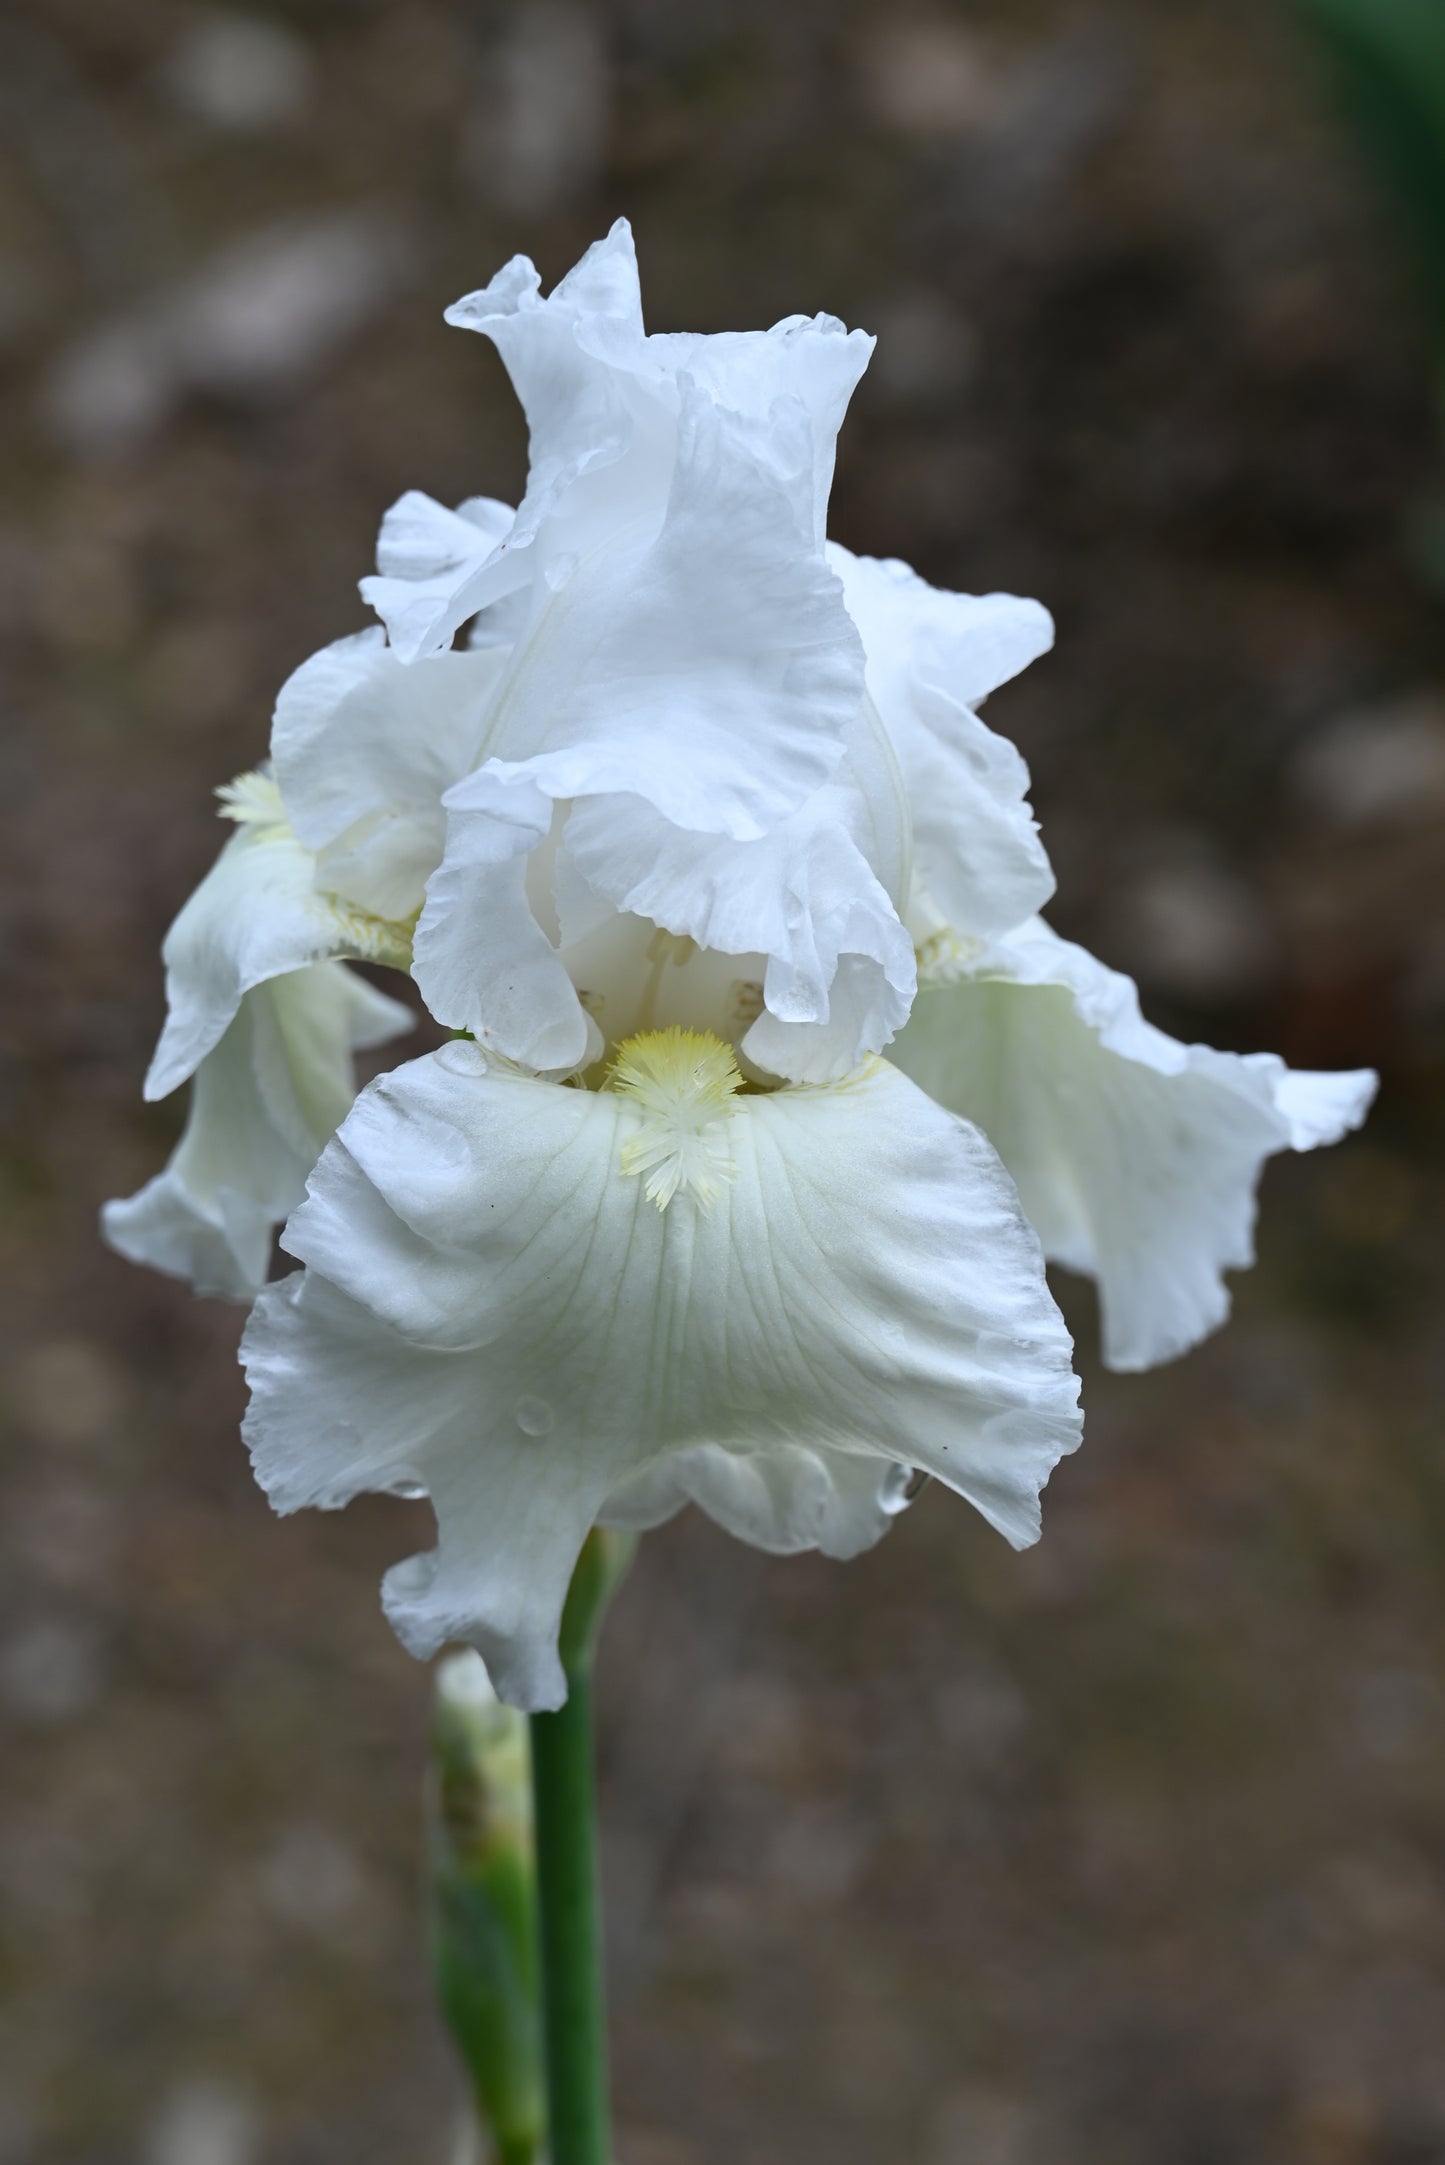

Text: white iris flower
xmin=104 ymin=222 xmax=1374 ymax=1709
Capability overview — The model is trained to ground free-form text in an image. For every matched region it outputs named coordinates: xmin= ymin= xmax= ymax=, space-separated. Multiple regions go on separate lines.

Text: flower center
xmin=606 ymin=1026 xmax=744 ymax=1211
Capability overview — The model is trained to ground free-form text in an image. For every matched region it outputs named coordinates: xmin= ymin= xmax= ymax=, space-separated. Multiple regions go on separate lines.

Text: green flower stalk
xmin=528 ymin=1530 xmax=635 ymax=2165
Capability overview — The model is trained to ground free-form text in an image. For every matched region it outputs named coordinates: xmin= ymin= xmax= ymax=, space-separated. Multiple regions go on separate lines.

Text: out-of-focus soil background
xmin=2 ymin=1 xmax=1443 ymax=2160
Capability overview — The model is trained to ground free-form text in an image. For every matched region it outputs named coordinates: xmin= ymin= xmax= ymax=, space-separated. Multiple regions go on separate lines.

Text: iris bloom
xmin=105 ymin=224 xmax=1374 ymax=1708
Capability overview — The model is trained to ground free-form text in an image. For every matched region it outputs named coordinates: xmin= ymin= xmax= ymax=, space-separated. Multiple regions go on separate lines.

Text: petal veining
xmin=243 ymin=1043 xmax=1081 ymax=1706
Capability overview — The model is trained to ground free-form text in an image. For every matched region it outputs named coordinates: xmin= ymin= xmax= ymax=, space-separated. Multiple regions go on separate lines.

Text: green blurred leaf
xmin=1297 ymin=0 xmax=1445 ymax=333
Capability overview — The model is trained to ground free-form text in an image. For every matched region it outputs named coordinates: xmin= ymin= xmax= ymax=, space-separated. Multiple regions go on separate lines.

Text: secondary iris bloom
xmin=105 ymin=224 xmax=1374 ymax=1708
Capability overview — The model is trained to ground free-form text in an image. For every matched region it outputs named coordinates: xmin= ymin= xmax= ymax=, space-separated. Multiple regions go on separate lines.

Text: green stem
xmin=527 ymin=1531 xmax=632 ymax=2165
xmin=530 ymin=1665 xmax=609 ymax=2165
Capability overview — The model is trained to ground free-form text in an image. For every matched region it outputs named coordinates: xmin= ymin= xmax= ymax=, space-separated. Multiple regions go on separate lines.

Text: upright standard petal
xmin=145 ymin=786 xmax=412 ymax=1103
xmin=890 ymin=919 xmax=1378 ymax=1371
xmin=456 ymin=379 xmax=862 ymax=834
xmin=450 ymin=223 xmax=872 ymax=559
xmin=830 ymin=545 xmax=1056 ymax=937
xmin=367 ymin=223 xmax=873 ymax=661
xmin=365 ymin=223 xmax=655 ymax=660
xmin=647 ymin=311 xmax=874 ymax=547
xmin=105 ymin=964 xmax=411 ymax=1300
xmin=242 ymin=1041 xmax=1081 ymax=1709
xmin=444 ymin=221 xmax=649 ymax=504
xmin=411 ymin=378 xmax=866 ymax=1052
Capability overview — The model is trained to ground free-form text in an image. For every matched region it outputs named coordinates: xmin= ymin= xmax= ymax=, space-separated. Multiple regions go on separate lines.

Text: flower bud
xmin=427 ymin=1651 xmax=543 ymax=2165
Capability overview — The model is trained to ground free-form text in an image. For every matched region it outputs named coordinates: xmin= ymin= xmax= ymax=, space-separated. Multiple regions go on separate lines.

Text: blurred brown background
xmin=2 ymin=1 xmax=1443 ymax=2160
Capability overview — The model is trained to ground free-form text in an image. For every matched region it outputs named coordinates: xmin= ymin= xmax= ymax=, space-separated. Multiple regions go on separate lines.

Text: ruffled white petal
xmin=1271 ymin=1067 xmax=1380 ymax=1151
xmin=842 ymin=560 xmax=1055 ymax=711
xmin=368 ymin=221 xmax=870 ymax=678
xmin=272 ymin=628 xmax=505 ymax=922
xmin=600 ymin=1444 xmax=911 ymax=1560
xmin=242 ymin=1043 xmax=1081 ymax=1708
xmin=411 ymin=767 xmax=594 ymax=1069
xmin=360 ymin=492 xmax=524 ymax=664
xmin=891 ymin=919 xmax=1378 ymax=1371
xmin=411 ymin=377 xmax=866 ymax=1055
xmin=146 ymin=818 xmax=346 ymax=1102
xmin=559 ymin=786 xmax=912 ymax=1083
xmin=443 ymin=221 xmax=874 ymax=565
xmin=364 ymin=224 xmax=655 ymax=662
xmin=243 ymin=1267 xmax=618 ymax=1709
xmin=352 ymin=226 xmax=875 ymax=1070
xmin=472 ymin=378 xmax=861 ymax=833
xmin=145 ymin=802 xmax=412 ymax=1104
xmin=105 ymin=965 xmax=411 ymax=1300
xmin=444 ymin=223 xmax=653 ymax=536
xmin=830 ymin=545 xmax=1055 ymax=936
xmin=648 ymin=311 xmax=874 ymax=547
xmin=557 ymin=690 xmax=915 ymax=1082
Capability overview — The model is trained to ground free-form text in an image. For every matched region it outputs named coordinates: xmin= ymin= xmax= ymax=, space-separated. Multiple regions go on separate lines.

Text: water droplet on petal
xmin=515 ymin=1396 xmax=554 ymax=1438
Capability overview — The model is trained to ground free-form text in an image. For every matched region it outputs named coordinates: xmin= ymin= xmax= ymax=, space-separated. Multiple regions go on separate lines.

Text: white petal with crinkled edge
xmin=411 ymin=766 xmax=595 ymax=1069
xmin=366 ymin=223 xmax=873 ymax=662
xmin=647 ymin=313 xmax=874 ymax=547
xmin=461 ymin=378 xmax=860 ymax=834
xmin=562 ymin=784 xmax=914 ymax=1070
xmin=562 ymin=784 xmax=914 ymax=1083
xmin=360 ymin=493 xmax=527 ymax=664
xmin=105 ymin=965 xmax=411 ymax=1300
xmin=145 ymin=810 xmax=411 ymax=1103
xmin=830 ymin=545 xmax=1056 ymax=936
xmin=446 ymin=222 xmax=649 ymax=491
xmin=890 ymin=918 xmax=1378 ymax=1372
xmin=146 ymin=820 xmax=342 ymax=1102
xmin=600 ymin=1444 xmax=912 ymax=1559
xmin=272 ymin=629 xmax=506 ymax=923
xmin=559 ymin=690 xmax=915 ymax=1081
xmin=242 ymin=1042 xmax=1081 ymax=1709
xmin=411 ymin=382 xmax=865 ymax=1054
xmin=448 ymin=224 xmax=873 ymax=557
xmin=364 ymin=224 xmax=656 ymax=661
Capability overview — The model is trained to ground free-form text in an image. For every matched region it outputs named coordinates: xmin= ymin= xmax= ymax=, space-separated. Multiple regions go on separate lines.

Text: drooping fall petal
xmin=243 ymin=1039 xmax=1081 ymax=1707
xmin=891 ymin=918 xmax=1377 ymax=1369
